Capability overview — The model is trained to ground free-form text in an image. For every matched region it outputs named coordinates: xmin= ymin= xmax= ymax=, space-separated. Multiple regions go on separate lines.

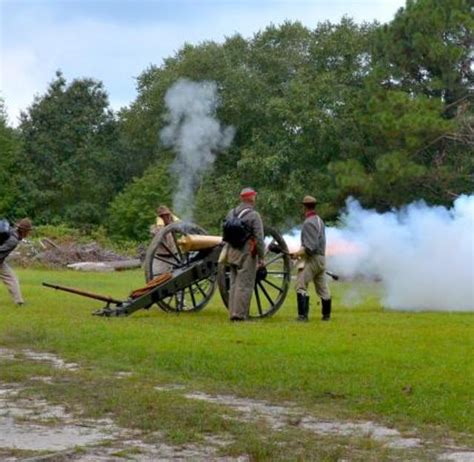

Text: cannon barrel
xmin=177 ymin=234 xmax=223 ymax=252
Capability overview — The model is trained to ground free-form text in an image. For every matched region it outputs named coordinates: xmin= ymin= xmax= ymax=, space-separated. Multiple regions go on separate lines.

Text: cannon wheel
xmin=217 ymin=227 xmax=291 ymax=319
xmin=144 ymin=222 xmax=216 ymax=313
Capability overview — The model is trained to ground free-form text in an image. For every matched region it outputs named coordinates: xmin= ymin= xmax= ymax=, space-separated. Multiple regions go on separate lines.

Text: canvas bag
xmin=0 ymin=219 xmax=11 ymax=245
xmin=222 ymin=208 xmax=252 ymax=249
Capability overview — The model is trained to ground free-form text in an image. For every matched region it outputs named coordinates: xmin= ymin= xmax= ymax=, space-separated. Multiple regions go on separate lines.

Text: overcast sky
xmin=0 ymin=0 xmax=405 ymax=125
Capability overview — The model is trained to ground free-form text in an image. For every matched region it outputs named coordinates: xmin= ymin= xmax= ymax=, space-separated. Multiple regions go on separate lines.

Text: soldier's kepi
xmin=291 ymin=195 xmax=332 ymax=321
xmin=222 ymin=187 xmax=265 ymax=321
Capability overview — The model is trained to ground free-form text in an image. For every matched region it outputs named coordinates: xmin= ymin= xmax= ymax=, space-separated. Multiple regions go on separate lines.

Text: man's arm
xmin=250 ymin=212 xmax=265 ymax=259
xmin=0 ymin=236 xmax=19 ymax=261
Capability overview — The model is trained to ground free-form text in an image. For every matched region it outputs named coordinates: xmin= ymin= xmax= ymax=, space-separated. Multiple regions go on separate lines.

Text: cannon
xmin=43 ymin=222 xmax=292 ymax=319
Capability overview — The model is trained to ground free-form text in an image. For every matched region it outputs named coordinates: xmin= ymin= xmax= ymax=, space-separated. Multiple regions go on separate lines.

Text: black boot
xmin=304 ymin=295 xmax=310 ymax=321
xmin=321 ymin=298 xmax=331 ymax=321
xmin=297 ymin=293 xmax=309 ymax=321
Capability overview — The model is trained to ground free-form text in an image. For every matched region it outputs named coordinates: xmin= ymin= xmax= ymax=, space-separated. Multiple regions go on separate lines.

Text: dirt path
xmin=180 ymin=390 xmax=474 ymax=461
xmin=0 ymin=348 xmax=243 ymax=461
xmin=0 ymin=378 xmax=243 ymax=461
xmin=1 ymin=348 xmax=473 ymax=461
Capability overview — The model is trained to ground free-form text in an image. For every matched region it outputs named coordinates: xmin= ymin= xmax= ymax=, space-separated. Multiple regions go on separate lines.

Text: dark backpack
xmin=0 ymin=219 xmax=11 ymax=245
xmin=222 ymin=208 xmax=252 ymax=249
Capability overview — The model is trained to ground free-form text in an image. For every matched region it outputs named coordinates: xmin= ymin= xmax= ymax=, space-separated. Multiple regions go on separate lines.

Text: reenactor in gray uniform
xmin=223 ymin=188 xmax=265 ymax=321
xmin=0 ymin=218 xmax=33 ymax=306
xmin=291 ymin=196 xmax=332 ymax=321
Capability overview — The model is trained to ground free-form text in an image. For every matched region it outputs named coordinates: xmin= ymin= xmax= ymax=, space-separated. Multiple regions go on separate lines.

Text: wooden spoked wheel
xmin=217 ymin=227 xmax=291 ymax=318
xmin=144 ymin=222 xmax=216 ymax=313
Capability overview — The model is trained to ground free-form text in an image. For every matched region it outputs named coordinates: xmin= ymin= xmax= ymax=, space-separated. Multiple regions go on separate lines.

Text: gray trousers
xmin=228 ymin=254 xmax=257 ymax=319
xmin=295 ymin=255 xmax=331 ymax=300
xmin=0 ymin=262 xmax=24 ymax=304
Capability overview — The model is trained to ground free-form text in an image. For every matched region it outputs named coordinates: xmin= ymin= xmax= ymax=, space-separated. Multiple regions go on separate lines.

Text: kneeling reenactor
xmin=291 ymin=196 xmax=332 ymax=321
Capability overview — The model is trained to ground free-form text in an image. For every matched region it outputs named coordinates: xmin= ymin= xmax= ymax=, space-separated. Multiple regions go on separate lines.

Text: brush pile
xmin=9 ymin=238 xmax=139 ymax=270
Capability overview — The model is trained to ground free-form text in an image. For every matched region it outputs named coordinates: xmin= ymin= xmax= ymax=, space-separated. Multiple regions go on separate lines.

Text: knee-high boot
xmin=321 ymin=298 xmax=331 ymax=321
xmin=297 ymin=292 xmax=309 ymax=321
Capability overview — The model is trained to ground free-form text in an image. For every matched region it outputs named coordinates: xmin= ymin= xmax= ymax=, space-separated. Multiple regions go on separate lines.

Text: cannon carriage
xmin=144 ymin=222 xmax=291 ymax=318
xmin=44 ymin=221 xmax=292 ymax=319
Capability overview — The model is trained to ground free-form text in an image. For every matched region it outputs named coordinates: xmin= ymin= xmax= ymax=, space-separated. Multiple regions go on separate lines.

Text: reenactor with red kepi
xmin=222 ymin=188 xmax=265 ymax=321
xmin=290 ymin=196 xmax=332 ymax=322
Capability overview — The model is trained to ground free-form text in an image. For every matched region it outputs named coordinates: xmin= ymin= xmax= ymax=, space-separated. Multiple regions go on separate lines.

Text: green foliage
xmin=329 ymin=159 xmax=372 ymax=197
xmin=17 ymin=71 xmax=120 ymax=226
xmin=0 ymin=100 xmax=24 ymax=219
xmin=121 ymin=9 xmax=470 ymax=230
xmin=375 ymin=0 xmax=473 ymax=104
xmin=106 ymin=161 xmax=174 ymax=241
xmin=193 ymin=173 xmax=241 ymax=233
xmin=33 ymin=224 xmax=82 ymax=242
xmin=329 ymin=88 xmax=459 ymax=207
xmin=123 ymin=19 xmax=381 ymax=229
xmin=2 ymin=2 xmax=472 ymax=238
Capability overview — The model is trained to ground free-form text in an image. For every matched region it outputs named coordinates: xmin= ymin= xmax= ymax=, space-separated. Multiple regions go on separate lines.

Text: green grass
xmin=0 ymin=268 xmax=473 ymax=458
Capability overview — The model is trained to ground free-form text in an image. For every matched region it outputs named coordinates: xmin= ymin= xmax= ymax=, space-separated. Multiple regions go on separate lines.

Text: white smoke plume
xmin=160 ymin=79 xmax=235 ymax=219
xmin=285 ymin=195 xmax=474 ymax=312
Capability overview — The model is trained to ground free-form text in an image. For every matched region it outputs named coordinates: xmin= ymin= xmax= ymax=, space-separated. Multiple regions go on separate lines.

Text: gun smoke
xmin=160 ymin=79 xmax=235 ymax=220
xmin=285 ymin=195 xmax=474 ymax=312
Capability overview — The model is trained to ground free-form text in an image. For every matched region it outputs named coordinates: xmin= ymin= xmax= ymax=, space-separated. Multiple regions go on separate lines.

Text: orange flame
xmin=327 ymin=239 xmax=361 ymax=257
xmin=283 ymin=234 xmax=361 ymax=257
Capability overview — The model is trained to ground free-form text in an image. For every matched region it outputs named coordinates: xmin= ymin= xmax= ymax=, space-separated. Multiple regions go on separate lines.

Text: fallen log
xmin=67 ymin=259 xmax=141 ymax=272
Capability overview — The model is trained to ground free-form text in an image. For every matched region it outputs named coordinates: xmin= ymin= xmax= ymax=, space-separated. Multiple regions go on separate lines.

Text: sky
xmin=0 ymin=0 xmax=405 ymax=125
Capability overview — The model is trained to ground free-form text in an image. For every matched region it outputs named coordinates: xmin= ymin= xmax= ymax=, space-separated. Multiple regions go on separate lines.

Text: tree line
xmin=0 ymin=0 xmax=472 ymax=240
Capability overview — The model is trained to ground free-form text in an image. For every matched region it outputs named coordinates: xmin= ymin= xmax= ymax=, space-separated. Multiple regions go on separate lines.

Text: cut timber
xmin=67 ymin=259 xmax=141 ymax=272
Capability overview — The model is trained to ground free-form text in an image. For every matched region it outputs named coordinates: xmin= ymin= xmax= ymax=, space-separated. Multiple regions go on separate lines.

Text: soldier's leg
xmin=295 ymin=261 xmax=313 ymax=321
xmin=228 ymin=264 xmax=239 ymax=319
xmin=0 ymin=262 xmax=24 ymax=305
xmin=231 ymin=255 xmax=257 ymax=320
xmin=313 ymin=256 xmax=331 ymax=320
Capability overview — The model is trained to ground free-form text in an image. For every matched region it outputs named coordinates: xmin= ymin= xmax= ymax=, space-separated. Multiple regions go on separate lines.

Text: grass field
xmin=0 ymin=268 xmax=473 ymax=460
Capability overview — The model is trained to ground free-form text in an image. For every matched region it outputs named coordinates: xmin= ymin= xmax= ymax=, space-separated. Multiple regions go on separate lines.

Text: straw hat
xmin=302 ymin=195 xmax=317 ymax=205
xmin=156 ymin=205 xmax=172 ymax=216
xmin=16 ymin=218 xmax=33 ymax=231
